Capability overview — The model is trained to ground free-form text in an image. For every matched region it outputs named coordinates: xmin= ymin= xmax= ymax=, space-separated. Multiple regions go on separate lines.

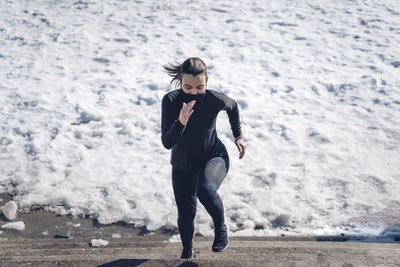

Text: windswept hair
xmin=162 ymin=57 xmax=208 ymax=89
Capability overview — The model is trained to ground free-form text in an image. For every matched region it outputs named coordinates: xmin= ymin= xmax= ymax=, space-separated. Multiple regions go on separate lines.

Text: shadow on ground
xmin=97 ymin=259 xmax=199 ymax=267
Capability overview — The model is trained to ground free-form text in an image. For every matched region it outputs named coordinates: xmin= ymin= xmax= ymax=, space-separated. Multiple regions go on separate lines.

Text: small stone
xmin=111 ymin=233 xmax=122 ymax=238
xmin=0 ymin=201 xmax=18 ymax=220
xmin=54 ymin=234 xmax=70 ymax=239
xmin=90 ymin=238 xmax=109 ymax=247
xmin=1 ymin=221 xmax=25 ymax=231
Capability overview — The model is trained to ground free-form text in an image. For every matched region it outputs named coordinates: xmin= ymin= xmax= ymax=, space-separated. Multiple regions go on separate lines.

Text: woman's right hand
xmin=179 ymin=100 xmax=196 ymax=125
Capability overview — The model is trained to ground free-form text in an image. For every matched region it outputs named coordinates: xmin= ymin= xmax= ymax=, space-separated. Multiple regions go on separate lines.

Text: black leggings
xmin=172 ymin=156 xmax=230 ymax=249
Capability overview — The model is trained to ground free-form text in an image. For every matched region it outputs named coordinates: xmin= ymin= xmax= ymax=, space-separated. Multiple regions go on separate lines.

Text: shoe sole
xmin=212 ymin=225 xmax=229 ymax=252
xmin=212 ymin=237 xmax=228 ymax=252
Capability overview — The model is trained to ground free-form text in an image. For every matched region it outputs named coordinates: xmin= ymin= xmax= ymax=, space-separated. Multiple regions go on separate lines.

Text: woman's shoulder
xmin=206 ymin=89 xmax=234 ymax=103
xmin=205 ymin=89 xmax=232 ymax=110
xmin=162 ymin=88 xmax=182 ymax=103
xmin=205 ymin=88 xmax=229 ymax=100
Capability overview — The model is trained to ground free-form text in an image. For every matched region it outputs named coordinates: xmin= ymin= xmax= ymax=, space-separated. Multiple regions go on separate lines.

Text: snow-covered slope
xmin=0 ymin=0 xmax=399 ymax=237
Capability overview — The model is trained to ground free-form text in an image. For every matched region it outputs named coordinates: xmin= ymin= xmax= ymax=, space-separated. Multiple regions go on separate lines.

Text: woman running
xmin=161 ymin=57 xmax=246 ymax=259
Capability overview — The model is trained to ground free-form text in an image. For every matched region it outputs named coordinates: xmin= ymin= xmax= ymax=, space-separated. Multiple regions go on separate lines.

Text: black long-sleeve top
xmin=161 ymin=88 xmax=242 ymax=172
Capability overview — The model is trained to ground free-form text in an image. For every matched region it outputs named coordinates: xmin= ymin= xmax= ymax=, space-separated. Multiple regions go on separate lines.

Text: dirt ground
xmin=1 ymin=192 xmax=399 ymax=266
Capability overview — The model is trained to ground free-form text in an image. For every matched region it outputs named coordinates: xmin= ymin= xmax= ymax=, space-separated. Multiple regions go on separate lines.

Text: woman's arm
xmin=221 ymin=94 xmax=242 ymax=140
xmin=222 ymin=93 xmax=246 ymax=159
xmin=161 ymin=95 xmax=186 ymax=149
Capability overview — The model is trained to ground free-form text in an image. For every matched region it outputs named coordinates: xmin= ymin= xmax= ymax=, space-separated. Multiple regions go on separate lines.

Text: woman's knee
xmin=176 ymin=195 xmax=197 ymax=218
xmin=177 ymin=206 xmax=196 ymax=223
xmin=197 ymin=182 xmax=218 ymax=200
xmin=178 ymin=210 xmax=196 ymax=223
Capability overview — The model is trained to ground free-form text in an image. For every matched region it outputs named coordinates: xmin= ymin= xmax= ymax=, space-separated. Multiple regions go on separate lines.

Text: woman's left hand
xmin=235 ymin=137 xmax=246 ymax=159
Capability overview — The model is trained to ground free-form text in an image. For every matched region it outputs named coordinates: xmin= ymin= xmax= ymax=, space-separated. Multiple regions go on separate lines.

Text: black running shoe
xmin=180 ymin=247 xmax=196 ymax=259
xmin=212 ymin=223 xmax=229 ymax=252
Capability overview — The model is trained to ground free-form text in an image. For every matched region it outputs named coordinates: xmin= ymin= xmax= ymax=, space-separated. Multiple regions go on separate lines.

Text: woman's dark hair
xmin=162 ymin=57 xmax=208 ymax=89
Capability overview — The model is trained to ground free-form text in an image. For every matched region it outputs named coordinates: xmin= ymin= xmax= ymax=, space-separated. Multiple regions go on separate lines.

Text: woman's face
xmin=181 ymin=73 xmax=208 ymax=94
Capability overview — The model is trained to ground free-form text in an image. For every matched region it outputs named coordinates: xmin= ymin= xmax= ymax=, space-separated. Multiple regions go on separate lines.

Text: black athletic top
xmin=161 ymin=88 xmax=242 ymax=172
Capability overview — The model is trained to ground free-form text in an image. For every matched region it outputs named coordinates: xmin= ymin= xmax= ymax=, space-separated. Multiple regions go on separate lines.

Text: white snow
xmin=66 ymin=221 xmax=81 ymax=227
xmin=111 ymin=233 xmax=122 ymax=238
xmin=1 ymin=221 xmax=25 ymax=231
xmin=90 ymin=238 xmax=109 ymax=247
xmin=0 ymin=0 xmax=399 ymax=237
xmin=168 ymin=234 xmax=182 ymax=243
xmin=0 ymin=201 xmax=18 ymax=220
